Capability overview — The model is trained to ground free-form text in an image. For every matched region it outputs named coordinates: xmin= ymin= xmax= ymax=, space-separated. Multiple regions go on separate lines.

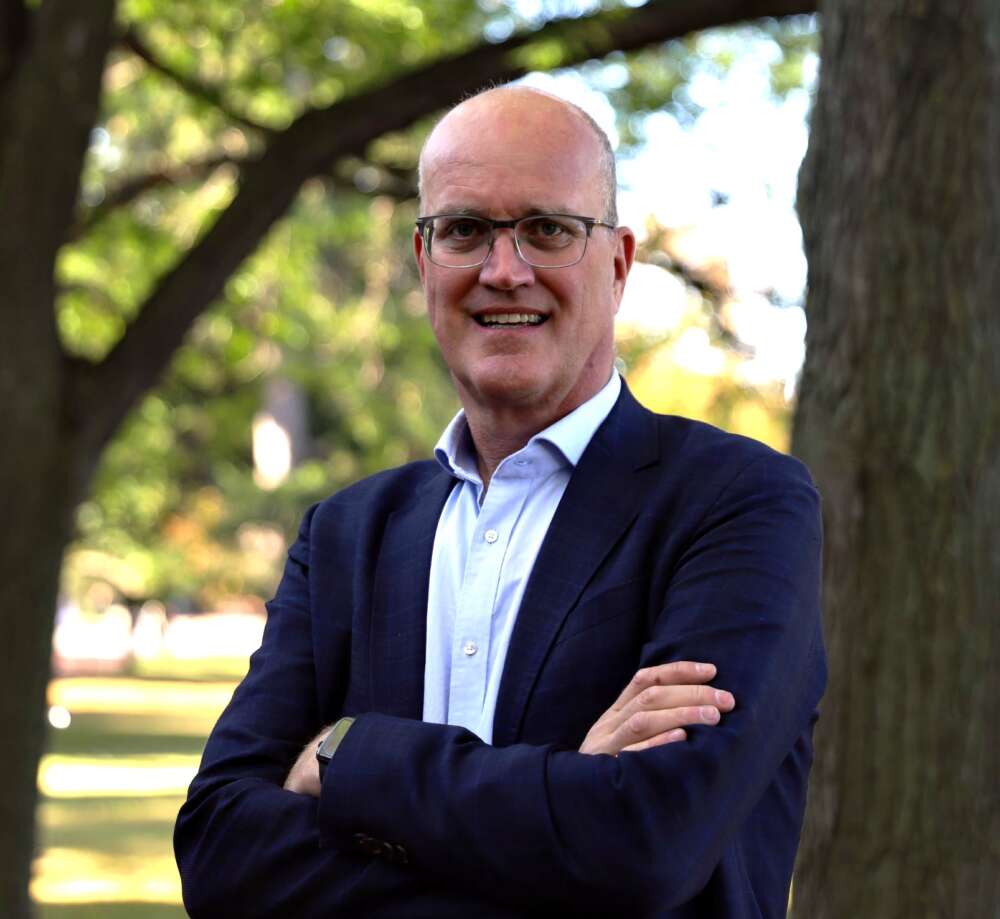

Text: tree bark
xmin=791 ymin=1 xmax=1000 ymax=916
xmin=0 ymin=1 xmax=116 ymax=914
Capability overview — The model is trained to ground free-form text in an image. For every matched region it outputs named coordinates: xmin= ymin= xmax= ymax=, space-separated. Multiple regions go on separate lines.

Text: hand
xmin=579 ymin=661 xmax=735 ymax=756
xmin=283 ymin=725 xmax=333 ymax=797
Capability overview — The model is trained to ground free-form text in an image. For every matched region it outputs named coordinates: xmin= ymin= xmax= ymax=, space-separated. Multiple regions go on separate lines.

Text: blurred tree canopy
xmin=53 ymin=1 xmax=817 ymax=612
xmin=0 ymin=0 xmax=816 ymax=912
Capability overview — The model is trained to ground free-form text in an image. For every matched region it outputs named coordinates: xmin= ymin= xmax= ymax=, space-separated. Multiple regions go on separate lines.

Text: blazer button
xmin=393 ymin=843 xmax=409 ymax=865
xmin=354 ymin=833 xmax=382 ymax=857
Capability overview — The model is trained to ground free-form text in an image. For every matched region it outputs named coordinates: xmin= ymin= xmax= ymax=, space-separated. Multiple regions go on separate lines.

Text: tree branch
xmin=339 ymin=160 xmax=418 ymax=199
xmin=70 ymin=154 xmax=239 ymax=240
xmin=72 ymin=152 xmax=416 ymax=243
xmin=0 ymin=0 xmax=115 ymax=384
xmin=71 ymin=0 xmax=817 ymax=454
xmin=641 ymin=238 xmax=749 ymax=353
xmin=119 ymin=26 xmax=275 ymax=137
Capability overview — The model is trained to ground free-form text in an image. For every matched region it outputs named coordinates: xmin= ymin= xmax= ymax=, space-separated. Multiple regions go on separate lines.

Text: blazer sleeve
xmin=173 ymin=505 xmax=521 ymax=918
xmin=317 ymin=451 xmax=825 ymax=916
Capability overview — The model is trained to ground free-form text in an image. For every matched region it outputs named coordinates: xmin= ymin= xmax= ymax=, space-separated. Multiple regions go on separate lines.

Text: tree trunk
xmin=791 ymin=1 xmax=1000 ymax=916
xmin=0 ymin=2 xmax=116 ymax=914
xmin=0 ymin=440 xmax=81 ymax=917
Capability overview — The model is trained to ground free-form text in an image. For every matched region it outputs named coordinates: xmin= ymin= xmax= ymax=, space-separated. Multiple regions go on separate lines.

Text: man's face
xmin=415 ymin=93 xmax=635 ymax=422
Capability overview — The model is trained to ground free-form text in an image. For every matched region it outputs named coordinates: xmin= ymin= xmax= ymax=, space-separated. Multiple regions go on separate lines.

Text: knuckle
xmin=632 ymin=667 xmax=653 ymax=687
xmin=637 ymin=686 xmax=658 ymax=707
xmin=626 ymin=711 xmax=648 ymax=735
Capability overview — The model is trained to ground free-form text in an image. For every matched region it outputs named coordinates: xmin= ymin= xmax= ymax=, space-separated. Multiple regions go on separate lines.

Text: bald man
xmin=175 ymin=87 xmax=825 ymax=918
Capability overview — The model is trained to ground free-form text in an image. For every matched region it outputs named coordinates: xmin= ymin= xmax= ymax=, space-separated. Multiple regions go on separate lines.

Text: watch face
xmin=318 ymin=717 xmax=354 ymax=760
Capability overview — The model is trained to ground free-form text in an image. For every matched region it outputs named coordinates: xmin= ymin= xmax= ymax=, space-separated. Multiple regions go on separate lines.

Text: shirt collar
xmin=434 ymin=372 xmax=621 ymax=483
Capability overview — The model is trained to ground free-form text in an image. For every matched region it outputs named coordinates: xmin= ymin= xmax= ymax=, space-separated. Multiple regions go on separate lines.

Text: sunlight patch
xmin=31 ymin=847 xmax=182 ymax=905
xmin=39 ymin=755 xmax=199 ymax=798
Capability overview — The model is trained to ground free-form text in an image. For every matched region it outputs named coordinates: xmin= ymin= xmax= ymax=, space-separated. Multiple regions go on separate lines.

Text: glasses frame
xmin=415 ymin=212 xmax=617 ymax=269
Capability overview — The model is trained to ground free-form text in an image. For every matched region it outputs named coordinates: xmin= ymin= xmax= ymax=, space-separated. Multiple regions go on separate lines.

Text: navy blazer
xmin=175 ymin=383 xmax=825 ymax=918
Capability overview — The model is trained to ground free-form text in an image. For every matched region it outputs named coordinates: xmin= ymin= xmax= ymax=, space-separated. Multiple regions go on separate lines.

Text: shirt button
xmin=514 ymin=459 xmax=529 ymax=466
xmin=484 ymin=529 xmax=498 ymax=543
xmin=463 ymin=641 xmax=478 ymax=656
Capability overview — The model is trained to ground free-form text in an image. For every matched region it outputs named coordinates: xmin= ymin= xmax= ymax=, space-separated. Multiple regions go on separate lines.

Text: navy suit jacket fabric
xmin=175 ymin=383 xmax=826 ymax=918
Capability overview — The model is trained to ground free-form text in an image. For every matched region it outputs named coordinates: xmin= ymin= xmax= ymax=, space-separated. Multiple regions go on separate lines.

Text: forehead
xmin=420 ymin=95 xmax=604 ymax=216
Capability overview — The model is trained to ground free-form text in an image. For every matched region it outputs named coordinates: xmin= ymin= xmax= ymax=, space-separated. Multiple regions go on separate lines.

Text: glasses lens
xmin=515 ymin=216 xmax=587 ymax=268
xmin=427 ymin=216 xmax=492 ymax=268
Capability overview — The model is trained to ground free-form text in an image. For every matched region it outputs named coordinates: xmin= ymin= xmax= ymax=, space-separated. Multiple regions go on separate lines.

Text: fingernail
xmin=701 ymin=706 xmax=720 ymax=723
xmin=714 ymin=690 xmax=732 ymax=706
xmin=696 ymin=663 xmax=714 ymax=675
xmin=667 ymin=729 xmax=686 ymax=742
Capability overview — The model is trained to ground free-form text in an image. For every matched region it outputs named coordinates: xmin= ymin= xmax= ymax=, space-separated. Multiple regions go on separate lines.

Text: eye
xmin=536 ymin=220 xmax=565 ymax=237
xmin=436 ymin=217 xmax=486 ymax=241
xmin=523 ymin=218 xmax=568 ymax=239
xmin=518 ymin=216 xmax=582 ymax=248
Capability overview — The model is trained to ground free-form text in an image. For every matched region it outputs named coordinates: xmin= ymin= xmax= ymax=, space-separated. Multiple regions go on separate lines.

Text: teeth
xmin=478 ymin=313 xmax=544 ymax=326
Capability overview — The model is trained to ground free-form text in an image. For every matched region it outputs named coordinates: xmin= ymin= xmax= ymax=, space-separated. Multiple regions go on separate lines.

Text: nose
xmin=477 ymin=230 xmax=535 ymax=290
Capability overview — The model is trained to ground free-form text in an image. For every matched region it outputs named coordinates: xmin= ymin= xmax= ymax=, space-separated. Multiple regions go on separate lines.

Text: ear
xmin=611 ymin=225 xmax=636 ymax=313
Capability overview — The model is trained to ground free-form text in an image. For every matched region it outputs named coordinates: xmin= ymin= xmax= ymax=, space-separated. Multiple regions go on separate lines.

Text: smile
xmin=473 ymin=313 xmax=548 ymax=327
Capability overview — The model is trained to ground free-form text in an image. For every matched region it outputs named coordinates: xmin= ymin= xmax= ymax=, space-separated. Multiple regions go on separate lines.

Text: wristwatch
xmin=316 ymin=717 xmax=355 ymax=779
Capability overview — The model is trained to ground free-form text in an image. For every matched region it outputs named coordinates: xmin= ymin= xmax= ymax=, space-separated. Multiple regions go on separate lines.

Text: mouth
xmin=473 ymin=312 xmax=549 ymax=328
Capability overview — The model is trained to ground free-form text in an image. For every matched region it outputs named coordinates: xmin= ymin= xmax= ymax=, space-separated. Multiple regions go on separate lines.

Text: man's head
xmin=419 ymin=88 xmax=619 ymax=226
xmin=415 ymin=86 xmax=635 ymax=426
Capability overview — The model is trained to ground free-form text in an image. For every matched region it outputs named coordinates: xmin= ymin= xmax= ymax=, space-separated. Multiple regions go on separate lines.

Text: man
xmin=175 ymin=87 xmax=825 ymax=918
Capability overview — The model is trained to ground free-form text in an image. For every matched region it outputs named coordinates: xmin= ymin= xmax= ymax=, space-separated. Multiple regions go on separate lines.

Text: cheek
xmin=424 ymin=283 xmax=465 ymax=347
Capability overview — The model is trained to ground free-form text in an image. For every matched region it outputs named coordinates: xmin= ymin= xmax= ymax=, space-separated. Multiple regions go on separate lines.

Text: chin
xmin=464 ymin=366 xmax=552 ymax=408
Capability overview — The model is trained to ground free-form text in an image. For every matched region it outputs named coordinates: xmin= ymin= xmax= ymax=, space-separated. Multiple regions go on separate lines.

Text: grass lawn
xmin=33 ymin=669 xmax=241 ymax=918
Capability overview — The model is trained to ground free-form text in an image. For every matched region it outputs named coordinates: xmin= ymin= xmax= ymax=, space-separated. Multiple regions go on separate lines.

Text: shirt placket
xmin=446 ymin=473 xmax=529 ymax=738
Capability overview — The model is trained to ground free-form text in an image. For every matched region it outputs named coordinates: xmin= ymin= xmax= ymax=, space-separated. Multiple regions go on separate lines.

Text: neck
xmin=460 ymin=373 xmax=613 ymax=489
xmin=468 ymin=414 xmax=542 ymax=488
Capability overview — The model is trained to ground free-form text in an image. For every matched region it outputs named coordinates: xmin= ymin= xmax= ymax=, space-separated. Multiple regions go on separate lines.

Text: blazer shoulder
xmin=298 ymin=459 xmax=445 ymax=539
xmin=610 ymin=380 xmax=814 ymax=489
xmin=316 ymin=458 xmax=443 ymax=512
xmin=652 ymin=410 xmax=815 ymax=486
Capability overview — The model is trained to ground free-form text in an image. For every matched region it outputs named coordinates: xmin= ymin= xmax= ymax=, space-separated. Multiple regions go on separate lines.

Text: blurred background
xmin=34 ymin=6 xmax=817 ymax=913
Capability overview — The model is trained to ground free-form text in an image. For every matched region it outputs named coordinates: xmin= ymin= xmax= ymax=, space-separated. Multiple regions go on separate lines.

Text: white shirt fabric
xmin=422 ymin=373 xmax=621 ymax=743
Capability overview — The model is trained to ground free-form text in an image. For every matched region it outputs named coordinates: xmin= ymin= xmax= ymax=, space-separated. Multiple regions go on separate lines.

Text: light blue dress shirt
xmin=422 ymin=373 xmax=621 ymax=743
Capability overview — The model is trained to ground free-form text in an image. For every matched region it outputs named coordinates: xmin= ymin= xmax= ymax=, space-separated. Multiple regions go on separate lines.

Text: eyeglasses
xmin=415 ymin=213 xmax=616 ymax=269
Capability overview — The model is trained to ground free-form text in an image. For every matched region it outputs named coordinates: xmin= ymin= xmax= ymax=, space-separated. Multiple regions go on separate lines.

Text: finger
xmin=615 ymin=705 xmax=722 ymax=749
xmin=620 ymin=728 xmax=687 ymax=753
xmin=625 ymin=684 xmax=735 ymax=718
xmin=609 ymin=661 xmax=717 ymax=712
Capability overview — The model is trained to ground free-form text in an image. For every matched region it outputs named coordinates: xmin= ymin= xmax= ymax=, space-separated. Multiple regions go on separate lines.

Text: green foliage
xmin=58 ymin=1 xmax=814 ymax=610
xmin=70 ymin=186 xmax=458 ymax=608
xmin=761 ymin=15 xmax=818 ymax=98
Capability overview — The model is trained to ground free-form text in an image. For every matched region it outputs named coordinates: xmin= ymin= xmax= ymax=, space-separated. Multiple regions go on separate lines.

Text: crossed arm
xmin=284 ymin=660 xmax=736 ymax=796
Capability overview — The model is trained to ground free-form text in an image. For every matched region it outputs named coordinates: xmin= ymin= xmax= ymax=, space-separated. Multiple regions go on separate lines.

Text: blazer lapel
xmin=492 ymin=384 xmax=660 ymax=746
xmin=369 ymin=470 xmax=454 ymax=719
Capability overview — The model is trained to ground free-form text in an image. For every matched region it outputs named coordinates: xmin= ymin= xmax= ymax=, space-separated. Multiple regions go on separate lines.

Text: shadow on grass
xmin=48 ymin=711 xmax=209 ymax=758
xmin=39 ymin=903 xmax=186 ymax=918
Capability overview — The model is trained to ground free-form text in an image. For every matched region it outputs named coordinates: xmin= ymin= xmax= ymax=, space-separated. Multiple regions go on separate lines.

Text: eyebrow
xmin=430 ymin=205 xmax=574 ymax=217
